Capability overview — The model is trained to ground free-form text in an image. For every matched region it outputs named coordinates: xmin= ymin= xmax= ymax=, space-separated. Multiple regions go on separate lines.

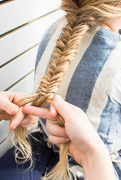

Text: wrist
xmin=82 ymin=142 xmax=107 ymax=168
xmin=82 ymin=139 xmax=107 ymax=163
xmin=81 ymin=141 xmax=116 ymax=180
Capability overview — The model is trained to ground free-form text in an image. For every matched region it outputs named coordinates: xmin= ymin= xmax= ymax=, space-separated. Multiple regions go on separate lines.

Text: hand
xmin=46 ymin=95 xmax=104 ymax=165
xmin=23 ymin=95 xmax=102 ymax=165
xmin=0 ymin=91 xmax=38 ymax=130
xmin=46 ymin=96 xmax=116 ymax=180
xmin=23 ymin=95 xmax=116 ymax=180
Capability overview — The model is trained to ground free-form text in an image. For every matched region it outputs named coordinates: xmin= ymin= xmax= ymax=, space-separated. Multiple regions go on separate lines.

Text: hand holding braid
xmin=9 ymin=0 xmax=121 ymax=179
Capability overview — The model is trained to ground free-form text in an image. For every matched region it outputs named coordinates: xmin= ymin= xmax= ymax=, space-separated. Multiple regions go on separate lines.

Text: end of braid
xmin=44 ymin=144 xmax=70 ymax=180
xmin=9 ymin=125 xmax=33 ymax=167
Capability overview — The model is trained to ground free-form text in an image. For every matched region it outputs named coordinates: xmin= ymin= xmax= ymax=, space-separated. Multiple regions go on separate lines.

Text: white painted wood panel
xmin=0 ymin=46 xmax=38 ymax=91
xmin=0 ymin=0 xmax=61 ymax=35
xmin=9 ymin=71 xmax=35 ymax=94
xmin=0 ymin=10 xmax=64 ymax=66
xmin=0 ymin=120 xmax=9 ymax=144
xmin=0 ymin=138 xmax=12 ymax=158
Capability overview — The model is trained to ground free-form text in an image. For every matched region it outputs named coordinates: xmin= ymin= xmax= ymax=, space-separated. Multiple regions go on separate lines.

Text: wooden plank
xmin=0 ymin=119 xmax=12 ymax=158
xmin=0 ymin=10 xmax=64 ymax=66
xmin=0 ymin=0 xmax=61 ymax=35
xmin=0 ymin=46 xmax=38 ymax=91
xmin=9 ymin=71 xmax=35 ymax=94
xmin=0 ymin=138 xmax=12 ymax=158
xmin=0 ymin=121 xmax=9 ymax=144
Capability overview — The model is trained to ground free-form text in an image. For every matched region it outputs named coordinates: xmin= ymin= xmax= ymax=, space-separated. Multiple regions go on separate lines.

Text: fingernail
xmin=13 ymin=124 xmax=16 ymax=129
xmin=12 ymin=124 xmax=16 ymax=130
xmin=54 ymin=95 xmax=62 ymax=101
xmin=10 ymin=124 xmax=16 ymax=130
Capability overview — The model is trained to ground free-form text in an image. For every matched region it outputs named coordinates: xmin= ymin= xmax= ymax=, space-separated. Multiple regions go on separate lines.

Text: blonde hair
xmin=10 ymin=0 xmax=121 ymax=179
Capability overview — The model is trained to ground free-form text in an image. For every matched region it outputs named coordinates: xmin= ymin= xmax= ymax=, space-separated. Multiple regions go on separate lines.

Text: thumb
xmin=0 ymin=99 xmax=19 ymax=115
xmin=53 ymin=95 xmax=73 ymax=122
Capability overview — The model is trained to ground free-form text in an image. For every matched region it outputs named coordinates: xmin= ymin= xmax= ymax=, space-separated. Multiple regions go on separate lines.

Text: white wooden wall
xmin=0 ymin=0 xmax=64 ymax=157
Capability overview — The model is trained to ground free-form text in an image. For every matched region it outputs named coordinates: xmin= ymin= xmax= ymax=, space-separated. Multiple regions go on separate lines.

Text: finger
xmin=53 ymin=95 xmax=74 ymax=122
xmin=46 ymin=122 xmax=68 ymax=138
xmin=10 ymin=107 xmax=26 ymax=130
xmin=20 ymin=115 xmax=38 ymax=128
xmin=49 ymin=135 xmax=70 ymax=145
xmin=50 ymin=105 xmax=58 ymax=118
xmin=22 ymin=105 xmax=55 ymax=121
xmin=0 ymin=98 xmax=19 ymax=115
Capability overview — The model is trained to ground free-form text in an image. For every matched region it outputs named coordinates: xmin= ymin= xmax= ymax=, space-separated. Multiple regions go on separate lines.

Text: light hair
xmin=9 ymin=0 xmax=121 ymax=179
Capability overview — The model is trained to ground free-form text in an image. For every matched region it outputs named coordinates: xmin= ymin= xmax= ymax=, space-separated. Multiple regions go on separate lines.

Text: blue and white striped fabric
xmin=33 ymin=17 xmax=121 ymax=179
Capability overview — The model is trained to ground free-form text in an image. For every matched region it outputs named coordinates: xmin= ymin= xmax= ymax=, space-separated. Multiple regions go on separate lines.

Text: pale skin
xmin=1 ymin=16 xmax=121 ymax=180
xmin=0 ymin=91 xmax=38 ymax=129
xmin=102 ymin=16 xmax=121 ymax=32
